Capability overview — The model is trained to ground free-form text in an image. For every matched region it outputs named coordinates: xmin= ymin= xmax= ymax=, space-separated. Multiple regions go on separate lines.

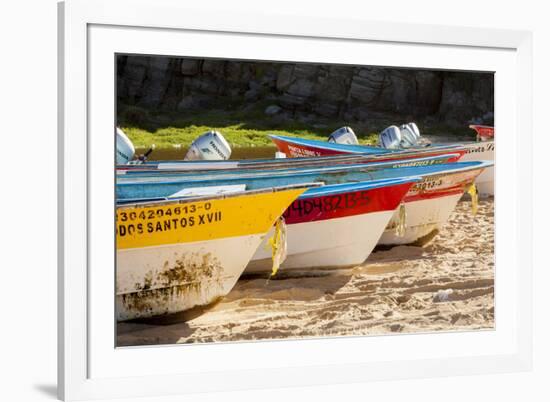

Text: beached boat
xmin=464 ymin=125 xmax=494 ymax=195
xmin=116 ymin=184 xmax=309 ymax=321
xmin=452 ymin=140 xmax=494 ymax=197
xmin=269 ymin=134 xmax=495 ymax=196
xmin=469 ymin=124 xmax=494 ymax=141
xmin=116 ymin=153 xmax=459 ymax=185
xmin=119 ymin=176 xmax=418 ymax=274
xmin=116 ymin=147 xmax=465 ymax=175
xmin=118 ymin=161 xmax=492 ymax=257
xmin=378 ymin=167 xmax=482 ymax=245
xmin=247 ymin=178 xmax=417 ymax=273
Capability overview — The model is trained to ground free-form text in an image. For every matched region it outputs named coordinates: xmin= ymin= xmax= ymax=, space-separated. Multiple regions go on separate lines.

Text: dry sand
xmin=117 ymin=197 xmax=494 ymax=346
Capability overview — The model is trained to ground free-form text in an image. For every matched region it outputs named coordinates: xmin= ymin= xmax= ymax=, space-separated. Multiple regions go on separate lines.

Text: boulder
xmin=180 ymin=59 xmax=200 ymax=75
xmin=313 ymin=102 xmax=339 ymax=118
xmin=264 ymin=105 xmax=282 ymax=115
xmin=225 ymin=62 xmax=242 ymax=82
xmin=202 ymin=59 xmax=226 ymax=77
xmin=293 ymin=64 xmax=319 ymax=79
xmin=276 ymin=65 xmax=294 ymax=91
xmin=138 ymin=58 xmax=172 ymax=108
xmin=177 ymin=94 xmax=211 ymax=111
xmin=244 ymin=88 xmax=260 ymax=102
xmin=286 ymin=78 xmax=315 ymax=98
xmin=349 ymin=76 xmax=379 ymax=105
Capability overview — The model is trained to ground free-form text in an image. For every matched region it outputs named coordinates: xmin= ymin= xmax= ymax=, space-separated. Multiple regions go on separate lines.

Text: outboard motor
xmin=328 ymin=126 xmax=359 ymax=145
xmin=116 ymin=127 xmax=135 ymax=164
xmin=184 ymin=130 xmax=232 ymax=161
xmin=378 ymin=125 xmax=402 ymax=149
xmin=399 ymin=122 xmax=421 ymax=148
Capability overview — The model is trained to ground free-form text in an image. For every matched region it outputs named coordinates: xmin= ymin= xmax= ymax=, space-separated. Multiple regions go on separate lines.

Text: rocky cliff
xmin=117 ymin=55 xmax=494 ymax=128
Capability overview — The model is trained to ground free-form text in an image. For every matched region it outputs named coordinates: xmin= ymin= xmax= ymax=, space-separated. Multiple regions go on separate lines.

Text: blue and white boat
xmin=116 ymin=153 xmax=459 ymax=184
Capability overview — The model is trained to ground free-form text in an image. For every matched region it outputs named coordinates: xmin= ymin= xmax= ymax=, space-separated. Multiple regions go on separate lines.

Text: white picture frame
xmin=58 ymin=0 xmax=533 ymax=400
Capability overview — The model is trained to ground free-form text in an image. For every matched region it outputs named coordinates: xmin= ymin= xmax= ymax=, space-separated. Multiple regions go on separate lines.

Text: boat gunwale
xmin=117 ymin=160 xmax=494 ymax=189
xmin=116 ymin=182 xmax=320 ymax=210
xmin=116 ymin=153 xmax=464 ymax=182
xmin=269 ymin=134 xmax=493 ymax=154
xmin=117 ymin=177 xmax=422 ymax=206
xmin=297 ymin=177 xmax=421 ymax=199
xmin=116 ymin=143 xmax=473 ymax=170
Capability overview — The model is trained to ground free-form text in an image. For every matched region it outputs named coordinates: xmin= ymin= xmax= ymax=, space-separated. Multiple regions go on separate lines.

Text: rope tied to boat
xmin=395 ymin=203 xmax=407 ymax=237
xmin=467 ymin=183 xmax=479 ymax=215
xmin=268 ymin=216 xmax=288 ymax=278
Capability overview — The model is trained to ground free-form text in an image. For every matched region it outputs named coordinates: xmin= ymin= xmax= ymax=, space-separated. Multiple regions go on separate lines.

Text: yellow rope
xmin=467 ymin=183 xmax=479 ymax=215
xmin=395 ymin=203 xmax=407 ymax=237
xmin=268 ymin=217 xmax=287 ymax=278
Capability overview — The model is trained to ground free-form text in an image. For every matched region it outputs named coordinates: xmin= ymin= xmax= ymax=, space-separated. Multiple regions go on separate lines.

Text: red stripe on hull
xmin=271 ymin=137 xmax=342 ymax=157
xmin=404 ymin=168 xmax=483 ymax=203
xmin=271 ymin=137 xmax=465 ymax=162
xmin=404 ymin=187 xmax=465 ymax=202
xmin=469 ymin=125 xmax=495 ymax=140
xmin=282 ymin=182 xmax=413 ymax=224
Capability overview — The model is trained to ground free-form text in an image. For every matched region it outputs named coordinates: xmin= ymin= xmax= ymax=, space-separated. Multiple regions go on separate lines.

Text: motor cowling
xmin=380 ymin=122 xmax=424 ymax=149
xmin=116 ymin=127 xmax=135 ymax=164
xmin=328 ymin=126 xmax=359 ymax=145
xmin=378 ymin=125 xmax=402 ymax=149
xmin=399 ymin=122 xmax=421 ymax=148
xmin=184 ymin=130 xmax=232 ymax=161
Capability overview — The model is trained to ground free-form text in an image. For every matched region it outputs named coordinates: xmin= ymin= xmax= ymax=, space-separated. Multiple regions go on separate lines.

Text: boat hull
xmin=117 ymin=234 xmax=263 ymax=321
xmin=246 ymin=181 xmax=414 ymax=273
xmin=270 ymin=135 xmax=464 ymax=162
xmin=378 ymin=168 xmax=483 ymax=246
xmin=460 ymin=141 xmax=494 ymax=196
xmin=247 ymin=210 xmax=395 ymax=272
xmin=379 ymin=193 xmax=462 ymax=245
xmin=116 ymin=187 xmax=306 ymax=320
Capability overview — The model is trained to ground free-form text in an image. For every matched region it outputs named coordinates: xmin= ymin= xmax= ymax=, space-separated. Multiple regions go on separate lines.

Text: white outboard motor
xmin=328 ymin=126 xmax=359 ymax=145
xmin=184 ymin=130 xmax=232 ymax=161
xmin=378 ymin=125 xmax=402 ymax=149
xmin=399 ymin=122 xmax=421 ymax=148
xmin=116 ymin=127 xmax=135 ymax=164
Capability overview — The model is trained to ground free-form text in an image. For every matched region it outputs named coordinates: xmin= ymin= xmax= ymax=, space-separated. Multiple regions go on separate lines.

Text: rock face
xmin=117 ymin=56 xmax=494 ymax=127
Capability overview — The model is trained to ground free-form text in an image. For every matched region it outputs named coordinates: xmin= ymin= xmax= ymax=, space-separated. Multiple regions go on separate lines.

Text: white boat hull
xmin=460 ymin=142 xmax=494 ymax=196
xmin=378 ymin=193 xmax=463 ymax=246
xmin=117 ymin=234 xmax=264 ymax=321
xmin=247 ymin=210 xmax=394 ymax=273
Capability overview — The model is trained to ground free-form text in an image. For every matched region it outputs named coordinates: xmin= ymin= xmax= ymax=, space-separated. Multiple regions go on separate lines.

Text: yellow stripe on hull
xmin=116 ymin=188 xmax=306 ymax=250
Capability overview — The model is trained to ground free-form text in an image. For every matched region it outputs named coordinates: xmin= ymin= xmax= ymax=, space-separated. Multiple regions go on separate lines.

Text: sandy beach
xmin=117 ymin=197 xmax=494 ymax=346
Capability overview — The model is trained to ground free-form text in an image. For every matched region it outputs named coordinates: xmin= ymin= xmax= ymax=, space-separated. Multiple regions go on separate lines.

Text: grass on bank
xmin=118 ymin=104 xmax=475 ymax=149
xmin=121 ymin=124 xmax=380 ymax=149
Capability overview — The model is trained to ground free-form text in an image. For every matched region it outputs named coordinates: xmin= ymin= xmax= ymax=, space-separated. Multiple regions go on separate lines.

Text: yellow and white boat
xmin=116 ymin=185 xmax=308 ymax=321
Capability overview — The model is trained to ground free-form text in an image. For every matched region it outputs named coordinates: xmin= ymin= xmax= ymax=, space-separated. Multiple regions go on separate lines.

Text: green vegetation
xmin=117 ymin=103 xmax=474 ymax=150
xmin=121 ymin=124 xmax=380 ymax=149
xmin=118 ymin=103 xmax=378 ymax=149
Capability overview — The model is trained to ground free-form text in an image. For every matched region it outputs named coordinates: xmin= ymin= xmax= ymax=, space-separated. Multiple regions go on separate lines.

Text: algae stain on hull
xmin=118 ymin=252 xmax=225 ymax=321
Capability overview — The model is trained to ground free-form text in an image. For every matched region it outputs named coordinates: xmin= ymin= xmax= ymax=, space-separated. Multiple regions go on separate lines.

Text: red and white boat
xmin=246 ymin=178 xmax=417 ymax=273
xmin=378 ymin=164 xmax=488 ymax=246
xmin=270 ymin=131 xmax=494 ymax=196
